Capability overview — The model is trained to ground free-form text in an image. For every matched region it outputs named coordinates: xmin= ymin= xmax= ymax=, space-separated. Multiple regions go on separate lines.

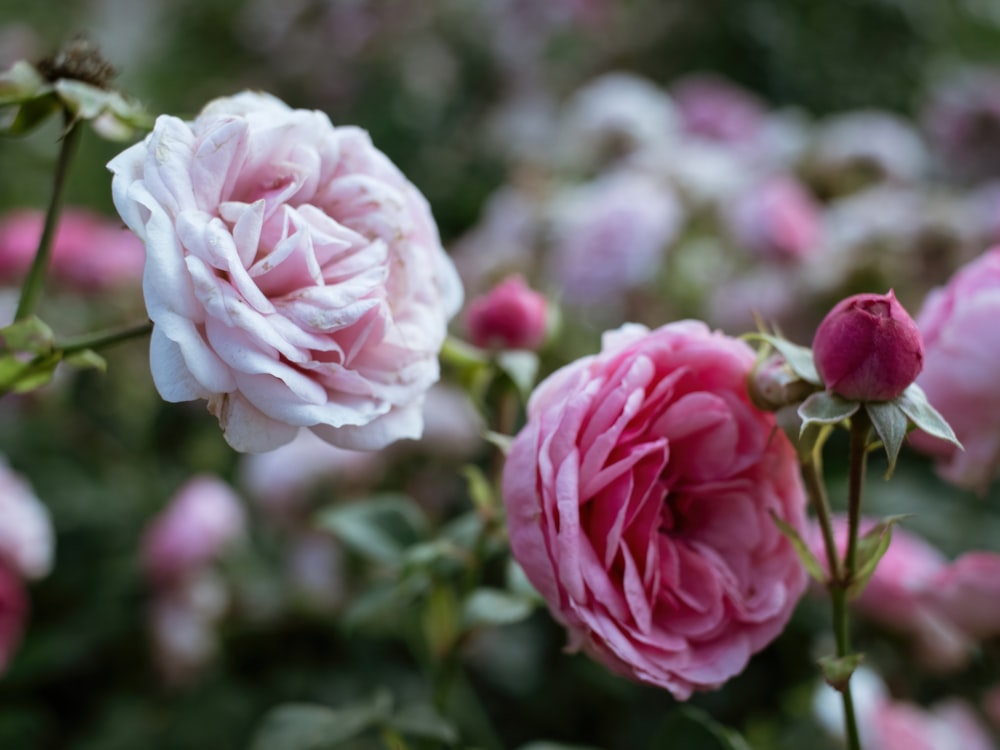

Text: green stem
xmin=831 ymin=587 xmax=861 ymax=750
xmin=14 ymin=120 xmax=83 ymax=321
xmin=56 ymin=320 xmax=153 ymax=355
xmin=801 ymin=454 xmax=841 ymax=582
xmin=844 ymin=411 xmax=870 ymax=585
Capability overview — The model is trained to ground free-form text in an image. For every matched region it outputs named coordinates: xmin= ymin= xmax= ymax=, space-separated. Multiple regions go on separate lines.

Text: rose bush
xmin=502 ymin=321 xmax=808 ymax=699
xmin=108 ymin=92 xmax=463 ymax=452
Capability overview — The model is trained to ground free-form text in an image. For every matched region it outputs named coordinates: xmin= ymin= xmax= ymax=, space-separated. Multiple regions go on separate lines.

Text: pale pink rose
xmin=143 ymin=475 xmax=246 ymax=585
xmin=671 ymin=74 xmax=765 ymax=144
xmin=910 ymin=247 xmax=1000 ymax=491
xmin=0 ymin=458 xmax=53 ymax=581
xmin=725 ymin=175 xmax=822 ymax=261
xmin=809 ymin=517 xmax=1000 ymax=671
xmin=0 ymin=208 xmax=144 ymax=291
xmin=148 ymin=570 xmax=229 ymax=684
xmin=502 ymin=321 xmax=808 ymax=699
xmin=815 ymin=667 xmax=995 ymax=750
xmin=108 ymin=91 xmax=463 ymax=453
xmin=547 ymin=171 xmax=684 ymax=308
xmin=811 ymin=110 xmax=929 ymax=184
xmin=0 ymin=564 xmax=26 ymax=675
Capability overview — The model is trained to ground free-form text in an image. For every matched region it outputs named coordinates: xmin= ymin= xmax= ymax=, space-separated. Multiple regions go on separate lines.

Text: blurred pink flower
xmin=812 ymin=111 xmax=930 ymax=184
xmin=0 ymin=208 xmax=144 ymax=291
xmin=109 ymin=91 xmax=463 ymax=453
xmin=910 ymin=247 xmax=1000 ymax=491
xmin=0 ymin=564 xmax=26 ymax=676
xmin=815 ymin=667 xmax=995 ymax=750
xmin=809 ymin=517 xmax=1000 ymax=671
xmin=547 ymin=171 xmax=684 ymax=309
xmin=143 ymin=475 xmax=246 ymax=586
xmin=725 ymin=175 xmax=821 ymax=261
xmin=0 ymin=458 xmax=53 ymax=581
xmin=465 ymin=274 xmax=548 ymax=350
xmin=923 ymin=67 xmax=1000 ymax=183
xmin=503 ymin=321 xmax=808 ymax=699
xmin=671 ymin=74 xmax=765 ymax=144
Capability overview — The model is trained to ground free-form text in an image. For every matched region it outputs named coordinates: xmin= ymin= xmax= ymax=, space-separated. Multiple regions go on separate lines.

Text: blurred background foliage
xmin=2 ymin=0 xmax=1000 ymax=749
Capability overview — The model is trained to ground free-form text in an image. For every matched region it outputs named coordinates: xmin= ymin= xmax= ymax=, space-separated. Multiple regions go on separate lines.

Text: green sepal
xmin=770 ymin=510 xmax=827 ymax=585
xmin=865 ymin=401 xmax=908 ymax=478
xmin=898 ymin=383 xmax=962 ymax=449
xmin=743 ymin=332 xmax=821 ymax=385
xmin=848 ymin=514 xmax=910 ymax=599
xmin=797 ymin=391 xmax=859 ymax=435
xmin=818 ymin=653 xmax=865 ymax=693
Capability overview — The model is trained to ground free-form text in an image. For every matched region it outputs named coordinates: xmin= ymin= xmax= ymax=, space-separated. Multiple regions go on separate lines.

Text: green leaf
xmin=0 ymin=352 xmax=60 ymax=394
xmin=769 ymin=511 xmax=827 ymax=584
xmin=462 ymin=587 xmax=536 ymax=631
xmin=315 ymin=494 xmax=428 ymax=567
xmin=744 ymin=332 xmax=821 ymax=385
xmin=482 ymin=430 xmax=513 ymax=455
xmin=249 ymin=694 xmax=392 ymax=750
xmin=1 ymin=93 xmax=60 ymax=135
xmin=648 ymin=707 xmax=752 ymax=750
xmin=461 ymin=464 xmax=496 ymax=517
xmin=898 ymin=383 xmax=961 ymax=449
xmin=440 ymin=335 xmax=490 ymax=368
xmin=848 ymin=515 xmax=910 ymax=599
xmin=423 ymin=584 xmax=460 ymax=658
xmin=818 ymin=653 xmax=865 ymax=693
xmin=797 ymin=391 xmax=859 ymax=434
xmin=63 ymin=348 xmax=106 ymax=372
xmin=865 ymin=401 xmax=908 ymax=478
xmin=516 ymin=744 xmax=603 ymax=750
xmin=0 ymin=315 xmax=55 ymax=353
xmin=53 ymin=78 xmax=153 ymax=140
xmin=386 ymin=703 xmax=459 ymax=743
xmin=0 ymin=61 xmax=50 ymax=104
xmin=496 ymin=350 xmax=539 ymax=398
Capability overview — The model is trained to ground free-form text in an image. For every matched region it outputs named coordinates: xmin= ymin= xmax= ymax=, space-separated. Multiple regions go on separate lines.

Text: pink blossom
xmin=811 ymin=110 xmax=929 ymax=184
xmin=0 ymin=458 xmax=53 ymax=581
xmin=502 ymin=321 xmax=808 ymax=699
xmin=0 ymin=208 xmax=144 ymax=291
xmin=143 ymin=475 xmax=246 ymax=585
xmin=910 ymin=247 xmax=1000 ymax=491
xmin=108 ymin=92 xmax=463 ymax=453
xmin=725 ymin=175 xmax=821 ymax=261
xmin=809 ymin=517 xmax=1000 ymax=671
xmin=671 ymin=74 xmax=765 ymax=144
xmin=813 ymin=290 xmax=924 ymax=402
xmin=923 ymin=67 xmax=1000 ymax=183
xmin=465 ymin=274 xmax=547 ymax=350
xmin=547 ymin=171 xmax=684 ymax=308
xmin=0 ymin=564 xmax=26 ymax=676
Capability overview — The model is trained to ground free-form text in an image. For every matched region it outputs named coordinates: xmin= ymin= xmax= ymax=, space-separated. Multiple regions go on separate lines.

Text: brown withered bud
xmin=37 ymin=35 xmax=116 ymax=89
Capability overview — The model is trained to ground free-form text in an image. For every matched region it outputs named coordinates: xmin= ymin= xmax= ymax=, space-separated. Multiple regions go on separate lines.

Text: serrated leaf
xmin=818 ymin=653 xmax=865 ymax=693
xmin=386 ymin=703 xmax=459 ymax=743
xmin=865 ymin=401 xmax=908 ymax=478
xmin=848 ymin=515 xmax=910 ymax=599
xmin=744 ymin=332 xmax=821 ymax=385
xmin=898 ymin=383 xmax=961 ymax=449
xmin=797 ymin=391 xmax=859 ymax=434
xmin=648 ymin=707 xmax=752 ymax=750
xmin=315 ymin=494 xmax=428 ymax=567
xmin=462 ymin=587 xmax=536 ymax=631
xmin=249 ymin=695 xmax=392 ymax=750
xmin=769 ymin=510 xmax=827 ymax=584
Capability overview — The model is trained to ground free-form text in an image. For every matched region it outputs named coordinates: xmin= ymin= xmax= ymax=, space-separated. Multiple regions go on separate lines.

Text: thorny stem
xmin=14 ymin=120 xmax=83 ymax=321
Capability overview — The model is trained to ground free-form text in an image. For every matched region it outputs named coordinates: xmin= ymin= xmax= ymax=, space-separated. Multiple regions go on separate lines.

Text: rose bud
xmin=813 ymin=290 xmax=924 ymax=401
xmin=465 ymin=274 xmax=548 ymax=351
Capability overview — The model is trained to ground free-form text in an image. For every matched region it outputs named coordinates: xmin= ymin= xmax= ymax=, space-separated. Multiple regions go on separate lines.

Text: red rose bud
xmin=813 ymin=290 xmax=924 ymax=401
xmin=465 ymin=275 xmax=548 ymax=351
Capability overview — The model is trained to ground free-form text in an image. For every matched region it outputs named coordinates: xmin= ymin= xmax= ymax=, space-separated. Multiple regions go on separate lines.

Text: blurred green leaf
xmin=386 ymin=703 xmax=459 ymax=743
xmin=517 ymin=744 xmax=603 ymax=750
xmin=769 ymin=510 xmax=827 ymax=585
xmin=64 ymin=348 xmax=106 ymax=373
xmin=462 ymin=588 xmax=535 ymax=631
xmin=423 ymin=584 xmax=461 ymax=658
xmin=848 ymin=515 xmax=910 ymax=599
xmin=316 ymin=494 xmax=428 ymax=567
xmin=249 ymin=694 xmax=392 ymax=750
xmin=817 ymin=653 xmax=864 ymax=692
xmin=744 ymin=333 xmax=820 ymax=385
xmin=496 ymin=350 xmax=539 ymax=399
xmin=648 ymin=707 xmax=751 ymax=750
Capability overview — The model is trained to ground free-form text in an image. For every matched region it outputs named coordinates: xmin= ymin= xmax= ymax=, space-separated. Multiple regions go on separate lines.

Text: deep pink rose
xmin=143 ymin=475 xmax=246 ymax=585
xmin=809 ymin=517 xmax=1000 ymax=671
xmin=0 ymin=564 xmax=26 ymax=675
xmin=108 ymin=92 xmax=463 ymax=453
xmin=813 ymin=290 xmax=924 ymax=402
xmin=502 ymin=321 xmax=808 ymax=699
xmin=465 ymin=274 xmax=548 ymax=350
xmin=910 ymin=247 xmax=1000 ymax=491
xmin=0 ymin=208 xmax=144 ymax=291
